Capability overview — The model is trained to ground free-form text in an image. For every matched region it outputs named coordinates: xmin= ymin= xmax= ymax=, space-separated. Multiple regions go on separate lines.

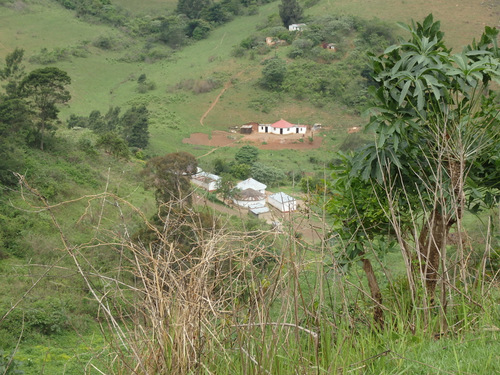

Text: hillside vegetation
xmin=0 ymin=0 xmax=499 ymax=374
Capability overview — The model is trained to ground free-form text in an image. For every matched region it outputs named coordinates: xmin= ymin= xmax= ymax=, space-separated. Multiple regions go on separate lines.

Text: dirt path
xmin=196 ymin=144 xmax=234 ymax=159
xmin=200 ymin=70 xmax=245 ymax=126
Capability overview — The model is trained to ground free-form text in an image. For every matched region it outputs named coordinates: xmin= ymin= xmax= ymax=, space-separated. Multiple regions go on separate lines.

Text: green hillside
xmin=1 ymin=0 xmax=499 ymax=374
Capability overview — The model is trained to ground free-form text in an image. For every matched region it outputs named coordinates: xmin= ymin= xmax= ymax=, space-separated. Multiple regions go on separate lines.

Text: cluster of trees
xmin=212 ymin=145 xmax=287 ymax=189
xmin=67 ymin=104 xmax=150 ymax=156
xmin=0 ymin=49 xmax=72 ymax=185
xmin=137 ymin=151 xmax=220 ymax=257
xmin=53 ymin=0 xmax=275 ymax=50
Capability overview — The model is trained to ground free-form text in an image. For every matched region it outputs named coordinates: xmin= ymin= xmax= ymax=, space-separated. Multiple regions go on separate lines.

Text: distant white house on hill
xmin=191 ymin=171 xmax=221 ymax=192
xmin=236 ymin=178 xmax=267 ymax=194
xmin=289 ymin=23 xmax=306 ymax=31
xmin=258 ymin=119 xmax=307 ymax=135
xmin=268 ymin=192 xmax=297 ymax=213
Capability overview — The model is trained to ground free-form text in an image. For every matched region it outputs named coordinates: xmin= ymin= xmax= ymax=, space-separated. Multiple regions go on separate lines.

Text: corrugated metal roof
xmin=236 ymin=178 xmax=267 ymax=192
xmin=269 ymin=192 xmax=295 ymax=203
xmin=192 ymin=172 xmax=220 ymax=182
xmin=250 ymin=206 xmax=270 ymax=215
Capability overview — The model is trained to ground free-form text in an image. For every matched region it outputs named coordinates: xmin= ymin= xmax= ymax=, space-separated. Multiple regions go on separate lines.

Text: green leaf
xmin=377 ymin=132 xmax=386 ymax=148
xmin=398 ymin=80 xmax=412 ymax=106
xmin=383 ymin=45 xmax=400 ymax=54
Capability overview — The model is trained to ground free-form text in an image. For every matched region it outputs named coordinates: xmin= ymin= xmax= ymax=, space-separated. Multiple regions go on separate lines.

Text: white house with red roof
xmin=258 ymin=119 xmax=307 ymax=135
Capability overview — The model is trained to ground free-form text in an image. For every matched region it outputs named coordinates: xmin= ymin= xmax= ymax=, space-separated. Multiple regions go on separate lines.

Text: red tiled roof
xmin=271 ymin=119 xmax=306 ymax=128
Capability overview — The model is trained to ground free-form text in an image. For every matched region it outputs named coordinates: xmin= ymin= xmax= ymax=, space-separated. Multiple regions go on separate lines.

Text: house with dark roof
xmin=258 ymin=119 xmax=307 ymax=135
xmin=233 ymin=188 xmax=267 ymax=209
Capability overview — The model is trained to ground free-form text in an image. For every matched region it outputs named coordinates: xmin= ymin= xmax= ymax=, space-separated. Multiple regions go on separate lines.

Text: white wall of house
xmin=233 ymin=198 xmax=266 ymax=209
xmin=258 ymin=125 xmax=307 ymax=135
xmin=289 ymin=24 xmax=306 ymax=31
xmin=192 ymin=172 xmax=220 ymax=192
xmin=268 ymin=192 xmax=297 ymax=212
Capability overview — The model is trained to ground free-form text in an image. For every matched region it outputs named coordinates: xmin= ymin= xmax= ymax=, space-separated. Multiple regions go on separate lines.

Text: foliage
xmin=186 ymin=19 xmax=212 ymax=40
xmin=299 ymin=174 xmax=324 ymax=194
xmin=0 ymin=97 xmax=30 ymax=185
xmin=234 ymin=145 xmax=259 ymax=165
xmin=28 ymin=44 xmax=90 ymax=64
xmin=54 ymin=0 xmax=128 ymax=26
xmin=328 ymin=14 xmax=500 ymax=321
xmin=136 ymin=74 xmax=157 ymax=93
xmin=260 ymin=57 xmax=287 ymax=90
xmin=95 ymin=132 xmax=130 ymax=159
xmin=0 ymin=47 xmax=25 ymax=96
xmin=120 ymin=105 xmax=150 ymax=148
xmin=141 ymin=151 xmax=198 ymax=204
xmin=19 ymin=67 xmax=71 ymax=150
xmin=278 ymin=0 xmax=303 ymax=28
xmin=251 ymin=162 xmax=286 ymax=187
xmin=216 ymin=173 xmax=237 ymax=201
xmin=0 ymin=350 xmax=23 ymax=375
xmin=176 ymin=0 xmax=211 ymax=20
xmin=229 ymin=162 xmax=251 ymax=179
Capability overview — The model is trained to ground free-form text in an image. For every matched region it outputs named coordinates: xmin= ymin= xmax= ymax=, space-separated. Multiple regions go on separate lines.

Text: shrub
xmin=92 ymin=34 xmax=127 ymax=50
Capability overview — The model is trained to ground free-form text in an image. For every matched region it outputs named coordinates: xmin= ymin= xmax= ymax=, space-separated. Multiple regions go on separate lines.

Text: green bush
xmin=27 ymin=298 xmax=70 ymax=335
xmin=92 ymin=34 xmax=125 ymax=50
xmin=0 ymin=350 xmax=23 ymax=375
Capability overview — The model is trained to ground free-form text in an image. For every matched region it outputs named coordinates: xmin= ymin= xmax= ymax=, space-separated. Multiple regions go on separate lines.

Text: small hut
xmin=233 ymin=188 xmax=267 ymax=209
xmin=240 ymin=125 xmax=253 ymax=134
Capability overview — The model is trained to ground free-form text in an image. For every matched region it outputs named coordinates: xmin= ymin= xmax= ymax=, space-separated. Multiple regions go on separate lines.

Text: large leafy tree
xmin=176 ymin=0 xmax=211 ymax=20
xmin=260 ymin=57 xmax=287 ymax=91
xmin=120 ymin=105 xmax=149 ymax=149
xmin=329 ymin=15 xmax=500 ymax=323
xmin=235 ymin=145 xmax=259 ymax=165
xmin=19 ymin=67 xmax=71 ymax=150
xmin=141 ymin=152 xmax=198 ymax=205
xmin=0 ymin=49 xmax=31 ymax=185
xmin=279 ymin=0 xmax=303 ymax=28
xmin=0 ymin=48 xmax=25 ymax=97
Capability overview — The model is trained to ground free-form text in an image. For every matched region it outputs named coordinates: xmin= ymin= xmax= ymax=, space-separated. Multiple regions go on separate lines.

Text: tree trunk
xmin=417 ymin=209 xmax=448 ymax=303
xmin=40 ymin=120 xmax=45 ymax=151
xmin=361 ymin=257 xmax=384 ymax=329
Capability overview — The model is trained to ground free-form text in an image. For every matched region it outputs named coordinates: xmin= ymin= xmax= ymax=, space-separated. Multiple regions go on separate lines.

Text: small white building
xmin=258 ymin=119 xmax=307 ymax=135
xmin=191 ymin=171 xmax=221 ymax=192
xmin=289 ymin=23 xmax=306 ymax=31
xmin=236 ymin=178 xmax=267 ymax=194
xmin=233 ymin=188 xmax=267 ymax=209
xmin=268 ymin=192 xmax=297 ymax=213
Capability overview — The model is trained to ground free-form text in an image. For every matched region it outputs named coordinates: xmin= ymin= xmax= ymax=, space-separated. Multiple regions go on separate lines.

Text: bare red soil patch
xmin=183 ymin=130 xmax=323 ymax=150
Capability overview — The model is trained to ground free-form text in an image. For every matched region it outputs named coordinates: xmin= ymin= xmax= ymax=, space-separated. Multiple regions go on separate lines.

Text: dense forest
xmin=0 ymin=0 xmax=499 ymax=374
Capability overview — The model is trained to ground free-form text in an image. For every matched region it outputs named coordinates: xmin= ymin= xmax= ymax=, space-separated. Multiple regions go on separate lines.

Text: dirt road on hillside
xmin=200 ymin=70 xmax=245 ymax=126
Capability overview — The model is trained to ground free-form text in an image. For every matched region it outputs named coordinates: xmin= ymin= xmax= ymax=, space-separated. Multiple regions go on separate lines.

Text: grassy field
xmin=1 ymin=1 xmax=499 ymax=374
xmin=2 ymin=0 xmax=498 ymax=160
